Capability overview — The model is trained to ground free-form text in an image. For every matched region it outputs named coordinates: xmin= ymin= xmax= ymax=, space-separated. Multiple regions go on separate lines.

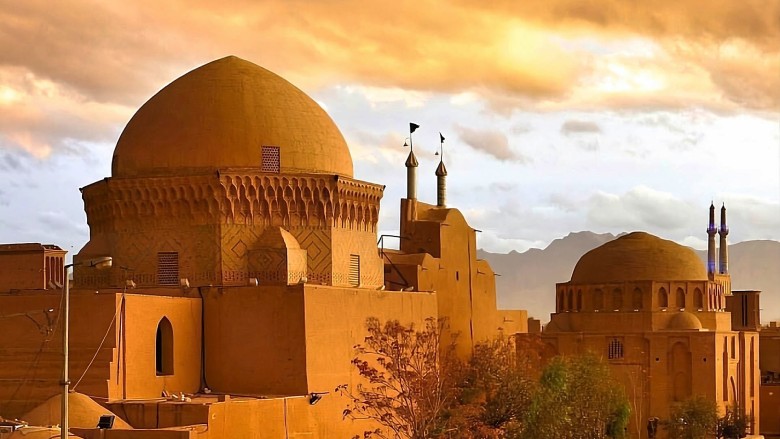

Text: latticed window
xmin=349 ymin=254 xmax=360 ymax=287
xmin=157 ymin=252 xmax=179 ymax=286
xmin=608 ymin=338 xmax=624 ymax=360
xmin=261 ymin=146 xmax=281 ymax=173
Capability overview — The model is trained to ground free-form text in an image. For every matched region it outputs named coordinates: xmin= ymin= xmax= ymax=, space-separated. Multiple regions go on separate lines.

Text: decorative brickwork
xmin=78 ymin=171 xmax=383 ymax=288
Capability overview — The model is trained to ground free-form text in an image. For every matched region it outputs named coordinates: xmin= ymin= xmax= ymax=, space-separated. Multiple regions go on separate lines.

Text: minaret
xmin=435 ymin=132 xmax=447 ymax=207
xmin=405 ymin=150 xmax=418 ymax=199
xmin=719 ymin=203 xmax=729 ymax=274
xmin=707 ymin=202 xmax=717 ymax=276
xmin=435 ymin=161 xmax=447 ymax=207
xmin=405 ymin=122 xmax=420 ymax=200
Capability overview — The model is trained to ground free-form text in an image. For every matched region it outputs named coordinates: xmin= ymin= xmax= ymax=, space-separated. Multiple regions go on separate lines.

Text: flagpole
xmin=409 ymin=125 xmax=414 ymax=153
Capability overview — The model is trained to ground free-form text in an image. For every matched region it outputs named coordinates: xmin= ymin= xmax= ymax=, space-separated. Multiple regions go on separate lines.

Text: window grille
xmin=608 ymin=338 xmax=624 ymax=360
xmin=157 ymin=252 xmax=179 ymax=286
xmin=261 ymin=146 xmax=281 ymax=173
xmin=349 ymin=254 xmax=360 ymax=287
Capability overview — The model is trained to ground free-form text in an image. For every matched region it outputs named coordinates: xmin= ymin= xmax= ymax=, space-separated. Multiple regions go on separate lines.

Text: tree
xmin=336 ymin=317 xmax=462 ymax=439
xmin=663 ymin=395 xmax=718 ymax=439
xmin=519 ymin=354 xmax=630 ymax=439
xmin=451 ymin=333 xmax=536 ymax=437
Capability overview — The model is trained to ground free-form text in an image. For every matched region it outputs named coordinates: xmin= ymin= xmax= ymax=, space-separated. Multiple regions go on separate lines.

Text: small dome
xmin=571 ymin=232 xmax=707 ymax=283
xmin=22 ymin=392 xmax=132 ymax=429
xmin=112 ymin=56 xmax=353 ymax=178
xmin=667 ymin=311 xmax=703 ymax=330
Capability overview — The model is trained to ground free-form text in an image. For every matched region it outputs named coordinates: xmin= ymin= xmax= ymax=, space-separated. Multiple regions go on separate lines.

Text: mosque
xmin=0 ymin=56 xmax=768 ymax=439
xmin=0 ymin=56 xmax=526 ymax=438
xmin=540 ymin=204 xmax=761 ymax=438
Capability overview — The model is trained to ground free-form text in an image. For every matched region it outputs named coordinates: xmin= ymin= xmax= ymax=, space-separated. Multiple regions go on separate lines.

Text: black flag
xmin=410 ymin=123 xmax=420 ymax=133
xmin=440 ymin=132 xmax=445 ymax=143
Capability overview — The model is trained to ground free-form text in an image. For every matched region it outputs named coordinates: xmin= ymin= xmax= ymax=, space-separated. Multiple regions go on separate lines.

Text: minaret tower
xmin=405 ymin=150 xmax=418 ymax=199
xmin=435 ymin=132 xmax=447 ymax=207
xmin=405 ymin=123 xmax=420 ymax=200
xmin=719 ymin=203 xmax=729 ymax=274
xmin=707 ymin=202 xmax=717 ymax=276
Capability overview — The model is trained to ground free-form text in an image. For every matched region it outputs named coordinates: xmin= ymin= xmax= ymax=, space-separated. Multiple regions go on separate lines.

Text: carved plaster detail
xmin=82 ymin=172 xmax=383 ymax=233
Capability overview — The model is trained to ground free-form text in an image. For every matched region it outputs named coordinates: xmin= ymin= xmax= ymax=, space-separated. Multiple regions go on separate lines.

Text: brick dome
xmin=570 ymin=232 xmax=707 ymax=283
xmin=667 ymin=311 xmax=703 ymax=330
xmin=112 ymin=56 xmax=353 ymax=178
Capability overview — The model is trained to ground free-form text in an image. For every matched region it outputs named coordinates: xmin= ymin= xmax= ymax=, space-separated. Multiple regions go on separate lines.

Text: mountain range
xmin=478 ymin=232 xmax=780 ymax=324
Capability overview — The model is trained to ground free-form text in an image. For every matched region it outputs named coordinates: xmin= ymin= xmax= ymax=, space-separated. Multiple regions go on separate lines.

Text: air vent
xmin=157 ymin=252 xmax=179 ymax=286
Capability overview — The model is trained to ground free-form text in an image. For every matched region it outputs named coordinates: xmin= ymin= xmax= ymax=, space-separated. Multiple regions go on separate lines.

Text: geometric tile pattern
xmin=78 ymin=170 xmax=384 ymax=288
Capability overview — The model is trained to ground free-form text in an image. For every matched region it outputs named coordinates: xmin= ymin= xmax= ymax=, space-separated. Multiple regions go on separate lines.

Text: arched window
xmin=676 ymin=288 xmax=686 ymax=309
xmin=558 ymin=290 xmax=564 ymax=312
xmin=694 ymin=288 xmax=704 ymax=309
xmin=750 ymin=338 xmax=755 ymax=397
xmin=576 ymin=290 xmax=583 ymax=311
xmin=156 ymin=317 xmax=174 ymax=376
xmin=612 ymin=288 xmax=622 ymax=310
xmin=659 ymin=288 xmax=668 ymax=308
xmin=593 ymin=289 xmax=604 ymax=311
xmin=632 ymin=287 xmax=643 ymax=310
xmin=567 ymin=290 xmax=573 ymax=311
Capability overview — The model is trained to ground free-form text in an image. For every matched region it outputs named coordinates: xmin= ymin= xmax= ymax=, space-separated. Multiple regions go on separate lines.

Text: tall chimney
xmin=719 ymin=204 xmax=729 ymax=274
xmin=707 ymin=202 xmax=717 ymax=276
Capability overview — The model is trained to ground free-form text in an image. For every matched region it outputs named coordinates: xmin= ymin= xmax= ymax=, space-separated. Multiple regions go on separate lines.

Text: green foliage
xmin=716 ymin=405 xmax=750 ymax=439
xmin=519 ymin=354 xmax=630 ymax=439
xmin=339 ymin=322 xmax=631 ymax=439
xmin=664 ymin=395 xmax=718 ymax=439
xmin=336 ymin=317 xmax=461 ymax=439
xmin=450 ymin=334 xmax=536 ymax=437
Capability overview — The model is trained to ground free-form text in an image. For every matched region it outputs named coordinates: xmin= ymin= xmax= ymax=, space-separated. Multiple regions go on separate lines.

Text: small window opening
xmin=349 ymin=254 xmax=360 ymax=287
xmin=261 ymin=146 xmax=281 ymax=173
xmin=659 ymin=288 xmax=668 ymax=308
xmin=157 ymin=252 xmax=179 ymax=286
xmin=608 ymin=338 xmax=624 ymax=360
xmin=156 ymin=317 xmax=174 ymax=376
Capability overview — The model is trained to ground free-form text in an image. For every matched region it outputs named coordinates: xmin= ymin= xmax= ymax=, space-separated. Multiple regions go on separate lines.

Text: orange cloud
xmin=0 ymin=0 xmax=776 ymax=157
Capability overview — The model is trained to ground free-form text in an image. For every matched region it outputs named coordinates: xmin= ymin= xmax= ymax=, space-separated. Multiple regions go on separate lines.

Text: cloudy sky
xmin=0 ymin=0 xmax=778 ymax=256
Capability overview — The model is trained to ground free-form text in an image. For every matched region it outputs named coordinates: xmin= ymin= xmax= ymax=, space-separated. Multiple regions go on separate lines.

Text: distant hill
xmin=479 ymin=232 xmax=780 ymax=324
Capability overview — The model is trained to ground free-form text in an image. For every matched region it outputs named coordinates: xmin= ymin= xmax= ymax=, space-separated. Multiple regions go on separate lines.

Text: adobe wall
xmin=302 ymin=284 xmax=438 ymax=393
xmin=0 ymin=246 xmax=65 ymax=292
xmin=0 ymin=292 xmax=119 ymax=418
xmin=101 ymin=394 xmax=388 ymax=438
xmin=120 ymin=294 xmax=202 ymax=399
xmin=760 ymin=385 xmax=780 ymax=435
xmin=202 ymin=285 xmax=309 ymax=396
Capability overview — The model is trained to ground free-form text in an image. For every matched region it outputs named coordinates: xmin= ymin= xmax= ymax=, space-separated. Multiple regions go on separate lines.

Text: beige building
xmin=541 ymin=204 xmax=760 ymax=438
xmin=0 ymin=56 xmax=526 ymax=438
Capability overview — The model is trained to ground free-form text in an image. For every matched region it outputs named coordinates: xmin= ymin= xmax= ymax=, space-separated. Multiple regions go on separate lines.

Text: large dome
xmin=112 ymin=56 xmax=353 ymax=178
xmin=570 ymin=232 xmax=707 ymax=283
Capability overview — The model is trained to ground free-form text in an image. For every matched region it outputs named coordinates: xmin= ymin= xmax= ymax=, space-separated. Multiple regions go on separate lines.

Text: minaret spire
xmin=707 ymin=202 xmax=717 ymax=276
xmin=719 ymin=203 xmax=729 ymax=274
xmin=405 ymin=123 xmax=420 ymax=200
xmin=435 ymin=132 xmax=447 ymax=207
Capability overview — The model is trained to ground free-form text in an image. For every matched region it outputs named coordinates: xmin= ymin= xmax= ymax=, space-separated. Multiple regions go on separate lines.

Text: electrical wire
xmin=71 ymin=294 xmax=124 ymax=391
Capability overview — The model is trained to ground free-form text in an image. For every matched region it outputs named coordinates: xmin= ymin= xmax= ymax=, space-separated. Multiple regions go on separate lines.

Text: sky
xmin=0 ymin=0 xmax=778 ymax=256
